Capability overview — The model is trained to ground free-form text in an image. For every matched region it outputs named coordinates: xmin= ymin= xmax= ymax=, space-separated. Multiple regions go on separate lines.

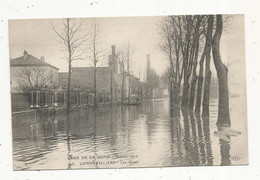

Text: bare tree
xmin=52 ymin=18 xmax=88 ymax=115
xmin=160 ymin=16 xmax=184 ymax=113
xmin=194 ymin=15 xmax=214 ymax=115
xmin=160 ymin=15 xmax=213 ymax=114
xmin=117 ymin=49 xmax=127 ymax=103
xmin=162 ymin=15 xmax=198 ymax=110
xmin=126 ymin=43 xmax=131 ymax=103
xmin=17 ymin=66 xmax=52 ymax=92
xmin=188 ymin=15 xmax=206 ymax=111
xmin=117 ymin=42 xmax=135 ymax=103
xmin=212 ymin=15 xmax=231 ymax=127
xmin=160 ymin=18 xmax=174 ymax=107
xmin=88 ymin=18 xmax=106 ymax=107
xmin=201 ymin=15 xmax=214 ymax=117
xmin=177 ymin=16 xmax=197 ymax=109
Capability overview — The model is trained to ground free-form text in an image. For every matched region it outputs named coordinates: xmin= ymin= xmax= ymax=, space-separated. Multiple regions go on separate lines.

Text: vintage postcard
xmin=9 ymin=14 xmax=248 ymax=170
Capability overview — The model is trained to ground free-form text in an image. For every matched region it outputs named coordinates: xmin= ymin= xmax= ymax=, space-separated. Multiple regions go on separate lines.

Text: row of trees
xmin=160 ymin=15 xmax=230 ymax=127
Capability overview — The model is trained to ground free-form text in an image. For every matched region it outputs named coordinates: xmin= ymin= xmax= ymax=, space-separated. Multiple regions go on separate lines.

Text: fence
xmin=11 ymin=91 xmax=113 ymax=108
xmin=11 ymin=93 xmax=31 ymax=107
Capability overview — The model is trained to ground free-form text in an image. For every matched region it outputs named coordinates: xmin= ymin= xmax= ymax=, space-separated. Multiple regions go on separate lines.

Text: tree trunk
xmin=189 ymin=72 xmax=197 ymax=111
xmin=202 ymin=15 xmax=214 ymax=117
xmin=140 ymin=86 xmax=143 ymax=103
xmin=195 ymin=52 xmax=206 ymax=115
xmin=202 ymin=69 xmax=211 ymax=117
xmin=189 ymin=47 xmax=198 ymax=111
xmin=181 ymin=18 xmax=193 ymax=110
xmin=212 ymin=15 xmax=231 ymax=127
xmin=169 ymin=82 xmax=173 ymax=115
xmin=94 ymin=67 xmax=97 ymax=108
xmin=189 ymin=17 xmax=201 ymax=112
xmin=172 ymin=83 xmax=181 ymax=115
xmin=195 ymin=15 xmax=214 ymax=116
xmin=127 ymin=51 xmax=131 ymax=103
xmin=174 ymin=83 xmax=181 ymax=115
xmin=182 ymin=77 xmax=190 ymax=109
xmin=128 ymin=76 xmax=131 ymax=103
xmin=176 ymin=83 xmax=180 ymax=105
xmin=66 ymin=62 xmax=71 ymax=115
xmin=110 ymin=69 xmax=113 ymax=104
xmin=172 ymin=84 xmax=177 ymax=106
xmin=121 ymin=72 xmax=125 ymax=104
xmin=66 ymin=18 xmax=71 ymax=115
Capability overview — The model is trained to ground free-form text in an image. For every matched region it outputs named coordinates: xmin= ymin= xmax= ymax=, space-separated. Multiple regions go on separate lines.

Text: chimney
xmin=23 ymin=50 xmax=28 ymax=60
xmin=112 ymin=45 xmax=116 ymax=56
xmin=147 ymin=54 xmax=150 ymax=62
xmin=40 ymin=56 xmax=45 ymax=61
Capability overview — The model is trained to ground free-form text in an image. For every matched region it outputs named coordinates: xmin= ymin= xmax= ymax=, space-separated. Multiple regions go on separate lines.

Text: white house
xmin=10 ymin=50 xmax=59 ymax=93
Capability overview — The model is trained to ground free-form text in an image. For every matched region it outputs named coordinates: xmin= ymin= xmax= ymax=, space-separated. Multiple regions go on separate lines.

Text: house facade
xmin=10 ymin=50 xmax=59 ymax=93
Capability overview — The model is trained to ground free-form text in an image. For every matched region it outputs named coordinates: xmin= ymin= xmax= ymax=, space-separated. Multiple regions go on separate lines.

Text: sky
xmin=9 ymin=15 xmax=245 ymax=84
xmin=9 ymin=16 xmax=164 ymax=79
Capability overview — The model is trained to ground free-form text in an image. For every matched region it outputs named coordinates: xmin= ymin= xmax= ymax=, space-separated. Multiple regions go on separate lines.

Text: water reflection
xmin=202 ymin=116 xmax=213 ymax=166
xmin=218 ymin=127 xmax=231 ymax=166
xmin=12 ymin=99 xmax=243 ymax=170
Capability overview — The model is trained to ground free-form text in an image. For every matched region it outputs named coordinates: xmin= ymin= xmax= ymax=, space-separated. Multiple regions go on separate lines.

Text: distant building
xmin=58 ymin=45 xmax=140 ymax=102
xmin=124 ymin=72 xmax=140 ymax=101
xmin=10 ymin=50 xmax=59 ymax=93
xmin=60 ymin=66 xmax=118 ymax=94
xmin=145 ymin=54 xmax=162 ymax=99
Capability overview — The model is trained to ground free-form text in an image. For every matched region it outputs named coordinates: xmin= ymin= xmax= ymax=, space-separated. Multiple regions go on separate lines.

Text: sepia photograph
xmin=9 ymin=14 xmax=248 ymax=170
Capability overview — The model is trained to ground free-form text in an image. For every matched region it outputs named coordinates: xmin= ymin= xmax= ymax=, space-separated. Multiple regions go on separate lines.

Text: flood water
xmin=12 ymin=97 xmax=248 ymax=170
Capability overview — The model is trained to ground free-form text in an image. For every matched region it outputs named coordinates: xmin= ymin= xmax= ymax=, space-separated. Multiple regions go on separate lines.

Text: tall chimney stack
xmin=112 ymin=45 xmax=116 ymax=56
xmin=147 ymin=54 xmax=150 ymax=62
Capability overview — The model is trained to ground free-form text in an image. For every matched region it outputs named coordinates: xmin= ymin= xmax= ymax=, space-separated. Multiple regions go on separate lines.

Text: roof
xmin=72 ymin=66 xmax=110 ymax=73
xmin=10 ymin=53 xmax=59 ymax=70
xmin=124 ymin=71 xmax=139 ymax=80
